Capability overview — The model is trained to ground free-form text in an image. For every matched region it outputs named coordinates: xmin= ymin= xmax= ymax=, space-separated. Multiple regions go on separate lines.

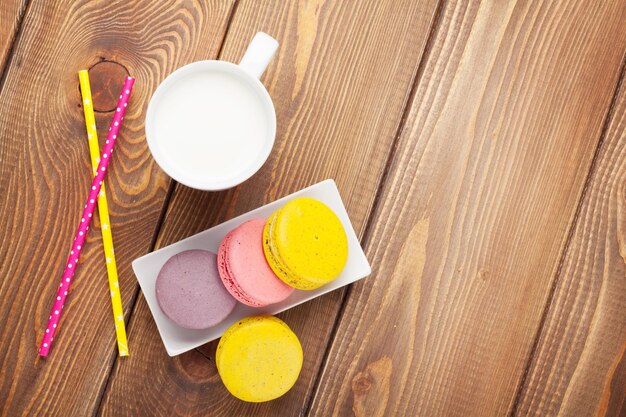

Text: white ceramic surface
xmin=145 ymin=32 xmax=278 ymax=191
xmin=132 ymin=180 xmax=371 ymax=356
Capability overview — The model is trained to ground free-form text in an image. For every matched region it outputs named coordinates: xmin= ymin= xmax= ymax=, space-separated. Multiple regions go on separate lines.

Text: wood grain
xmin=0 ymin=0 xmax=234 ymax=415
xmin=514 ymin=69 xmax=626 ymax=417
xmin=307 ymin=1 xmax=626 ymax=416
xmin=0 ymin=0 xmax=26 ymax=74
xmin=98 ymin=0 xmax=441 ymax=415
xmin=3 ymin=1 xmax=626 ymax=415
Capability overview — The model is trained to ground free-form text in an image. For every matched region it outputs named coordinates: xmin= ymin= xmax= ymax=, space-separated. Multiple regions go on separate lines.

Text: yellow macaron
xmin=216 ymin=316 xmax=303 ymax=402
xmin=263 ymin=197 xmax=348 ymax=290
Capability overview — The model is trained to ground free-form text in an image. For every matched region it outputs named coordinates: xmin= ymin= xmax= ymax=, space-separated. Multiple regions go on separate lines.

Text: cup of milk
xmin=145 ymin=32 xmax=279 ymax=190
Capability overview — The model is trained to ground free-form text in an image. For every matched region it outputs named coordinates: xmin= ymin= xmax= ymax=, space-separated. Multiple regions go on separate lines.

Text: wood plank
xmin=0 ymin=0 xmax=26 ymax=73
xmin=307 ymin=1 xmax=626 ymax=416
xmin=99 ymin=0 xmax=441 ymax=415
xmin=513 ymin=70 xmax=626 ymax=417
xmin=0 ymin=1 xmax=234 ymax=415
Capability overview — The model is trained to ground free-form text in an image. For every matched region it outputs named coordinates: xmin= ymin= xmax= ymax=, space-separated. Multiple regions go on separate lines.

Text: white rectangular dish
xmin=132 ymin=179 xmax=371 ymax=356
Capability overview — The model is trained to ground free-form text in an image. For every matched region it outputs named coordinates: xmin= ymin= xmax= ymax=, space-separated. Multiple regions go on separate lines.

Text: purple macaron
xmin=155 ymin=250 xmax=237 ymax=330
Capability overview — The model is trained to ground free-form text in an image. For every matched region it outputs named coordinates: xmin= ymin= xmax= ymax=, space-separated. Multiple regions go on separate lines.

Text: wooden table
xmin=1 ymin=1 xmax=625 ymax=416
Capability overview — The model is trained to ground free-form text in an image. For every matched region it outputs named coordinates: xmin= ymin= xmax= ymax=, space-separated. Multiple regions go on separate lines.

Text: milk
xmin=151 ymin=71 xmax=269 ymax=181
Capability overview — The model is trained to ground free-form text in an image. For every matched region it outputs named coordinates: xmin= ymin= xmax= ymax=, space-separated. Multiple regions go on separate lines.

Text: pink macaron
xmin=218 ymin=219 xmax=294 ymax=307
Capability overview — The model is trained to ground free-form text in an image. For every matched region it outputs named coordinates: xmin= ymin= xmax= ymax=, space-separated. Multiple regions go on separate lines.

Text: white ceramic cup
xmin=146 ymin=32 xmax=279 ymax=190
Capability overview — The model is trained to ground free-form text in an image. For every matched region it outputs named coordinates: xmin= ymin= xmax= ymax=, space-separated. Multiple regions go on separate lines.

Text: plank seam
xmin=92 ymin=2 xmax=241 ymax=414
xmin=195 ymin=347 xmax=212 ymax=362
xmin=0 ymin=0 xmax=33 ymax=96
xmin=301 ymin=0 xmax=448 ymax=415
xmin=215 ymin=0 xmax=240 ymax=61
xmin=147 ymin=180 xmax=178 ymax=253
xmin=508 ymin=49 xmax=626 ymax=417
xmin=91 ymin=180 xmax=177 ymax=417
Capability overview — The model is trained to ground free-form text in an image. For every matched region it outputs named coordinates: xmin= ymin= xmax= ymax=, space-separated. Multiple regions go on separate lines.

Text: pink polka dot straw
xmin=38 ymin=76 xmax=135 ymax=357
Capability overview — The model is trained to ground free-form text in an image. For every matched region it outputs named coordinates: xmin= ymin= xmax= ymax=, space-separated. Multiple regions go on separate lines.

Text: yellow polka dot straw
xmin=78 ymin=70 xmax=129 ymax=356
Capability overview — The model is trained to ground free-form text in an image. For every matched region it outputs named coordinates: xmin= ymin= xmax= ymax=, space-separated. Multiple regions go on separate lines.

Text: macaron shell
xmin=264 ymin=198 xmax=348 ymax=290
xmin=216 ymin=316 xmax=303 ymax=402
xmin=218 ymin=232 xmax=261 ymax=307
xmin=262 ymin=210 xmax=295 ymax=286
xmin=156 ymin=250 xmax=237 ymax=329
xmin=218 ymin=219 xmax=293 ymax=307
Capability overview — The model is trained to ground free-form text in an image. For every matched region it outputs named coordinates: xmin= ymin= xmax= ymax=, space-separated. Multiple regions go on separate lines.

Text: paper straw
xmin=78 ymin=70 xmax=129 ymax=356
xmin=38 ymin=76 xmax=135 ymax=357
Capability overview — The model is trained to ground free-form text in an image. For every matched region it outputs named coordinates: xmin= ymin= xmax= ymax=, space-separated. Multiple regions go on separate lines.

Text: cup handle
xmin=239 ymin=32 xmax=279 ymax=79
